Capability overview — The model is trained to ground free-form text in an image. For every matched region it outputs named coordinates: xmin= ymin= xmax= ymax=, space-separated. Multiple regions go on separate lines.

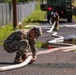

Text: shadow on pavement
xmin=29 ymin=63 xmax=76 ymax=68
xmin=0 ymin=62 xmax=14 ymax=65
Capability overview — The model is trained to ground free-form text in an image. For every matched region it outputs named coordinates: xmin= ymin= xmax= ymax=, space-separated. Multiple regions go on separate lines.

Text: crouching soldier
xmin=3 ymin=27 xmax=42 ymax=64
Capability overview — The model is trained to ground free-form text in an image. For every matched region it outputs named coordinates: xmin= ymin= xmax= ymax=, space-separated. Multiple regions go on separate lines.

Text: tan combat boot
xmin=22 ymin=53 xmax=28 ymax=61
xmin=14 ymin=55 xmax=23 ymax=64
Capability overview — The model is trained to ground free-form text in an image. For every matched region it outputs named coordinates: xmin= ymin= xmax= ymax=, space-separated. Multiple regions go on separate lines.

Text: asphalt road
xmin=0 ymin=21 xmax=76 ymax=75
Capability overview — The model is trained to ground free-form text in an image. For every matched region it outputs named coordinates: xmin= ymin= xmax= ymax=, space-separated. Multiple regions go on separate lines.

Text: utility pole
xmin=42 ymin=0 xmax=43 ymax=4
xmin=12 ymin=0 xmax=17 ymax=30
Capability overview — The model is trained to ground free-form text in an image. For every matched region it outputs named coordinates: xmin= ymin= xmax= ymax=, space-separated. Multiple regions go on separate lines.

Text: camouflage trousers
xmin=4 ymin=39 xmax=29 ymax=57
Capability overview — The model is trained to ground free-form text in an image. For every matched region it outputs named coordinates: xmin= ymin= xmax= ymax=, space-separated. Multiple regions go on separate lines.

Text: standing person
xmin=3 ymin=27 xmax=42 ymax=64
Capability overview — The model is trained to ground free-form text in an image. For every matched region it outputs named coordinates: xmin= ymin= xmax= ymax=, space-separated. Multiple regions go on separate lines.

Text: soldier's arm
xmin=19 ymin=30 xmax=27 ymax=40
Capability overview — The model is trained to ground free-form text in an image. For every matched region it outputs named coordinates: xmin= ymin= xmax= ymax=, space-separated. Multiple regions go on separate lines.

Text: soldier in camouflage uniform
xmin=3 ymin=27 xmax=42 ymax=64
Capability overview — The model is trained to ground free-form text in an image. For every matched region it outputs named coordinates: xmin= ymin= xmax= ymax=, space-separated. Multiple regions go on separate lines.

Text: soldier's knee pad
xmin=18 ymin=39 xmax=29 ymax=51
xmin=19 ymin=39 xmax=29 ymax=46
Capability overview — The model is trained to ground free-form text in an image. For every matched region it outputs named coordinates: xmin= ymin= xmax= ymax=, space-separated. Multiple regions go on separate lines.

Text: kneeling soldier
xmin=3 ymin=27 xmax=42 ymax=64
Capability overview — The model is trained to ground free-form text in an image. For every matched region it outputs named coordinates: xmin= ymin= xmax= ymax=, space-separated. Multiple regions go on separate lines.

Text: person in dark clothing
xmin=50 ymin=12 xmax=59 ymax=30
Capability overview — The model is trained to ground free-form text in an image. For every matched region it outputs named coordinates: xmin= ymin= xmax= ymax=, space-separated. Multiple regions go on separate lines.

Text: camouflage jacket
xmin=3 ymin=29 xmax=37 ymax=51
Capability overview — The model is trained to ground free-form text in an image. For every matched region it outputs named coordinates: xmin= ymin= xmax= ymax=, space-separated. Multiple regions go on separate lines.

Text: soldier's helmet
xmin=30 ymin=27 xmax=42 ymax=37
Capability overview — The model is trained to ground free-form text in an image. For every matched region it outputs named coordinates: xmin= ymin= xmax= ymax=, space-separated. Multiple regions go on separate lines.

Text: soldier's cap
xmin=30 ymin=27 xmax=42 ymax=37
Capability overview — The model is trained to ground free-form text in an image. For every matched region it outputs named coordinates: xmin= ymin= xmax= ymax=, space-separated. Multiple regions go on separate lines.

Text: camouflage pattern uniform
xmin=3 ymin=27 xmax=42 ymax=63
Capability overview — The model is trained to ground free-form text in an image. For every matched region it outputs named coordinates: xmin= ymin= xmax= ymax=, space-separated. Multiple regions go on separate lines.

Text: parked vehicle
xmin=40 ymin=0 xmax=74 ymax=23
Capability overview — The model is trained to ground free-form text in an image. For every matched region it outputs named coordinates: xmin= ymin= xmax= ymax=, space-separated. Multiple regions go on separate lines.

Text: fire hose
xmin=47 ymin=22 xmax=76 ymax=52
xmin=0 ymin=56 xmax=32 ymax=72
